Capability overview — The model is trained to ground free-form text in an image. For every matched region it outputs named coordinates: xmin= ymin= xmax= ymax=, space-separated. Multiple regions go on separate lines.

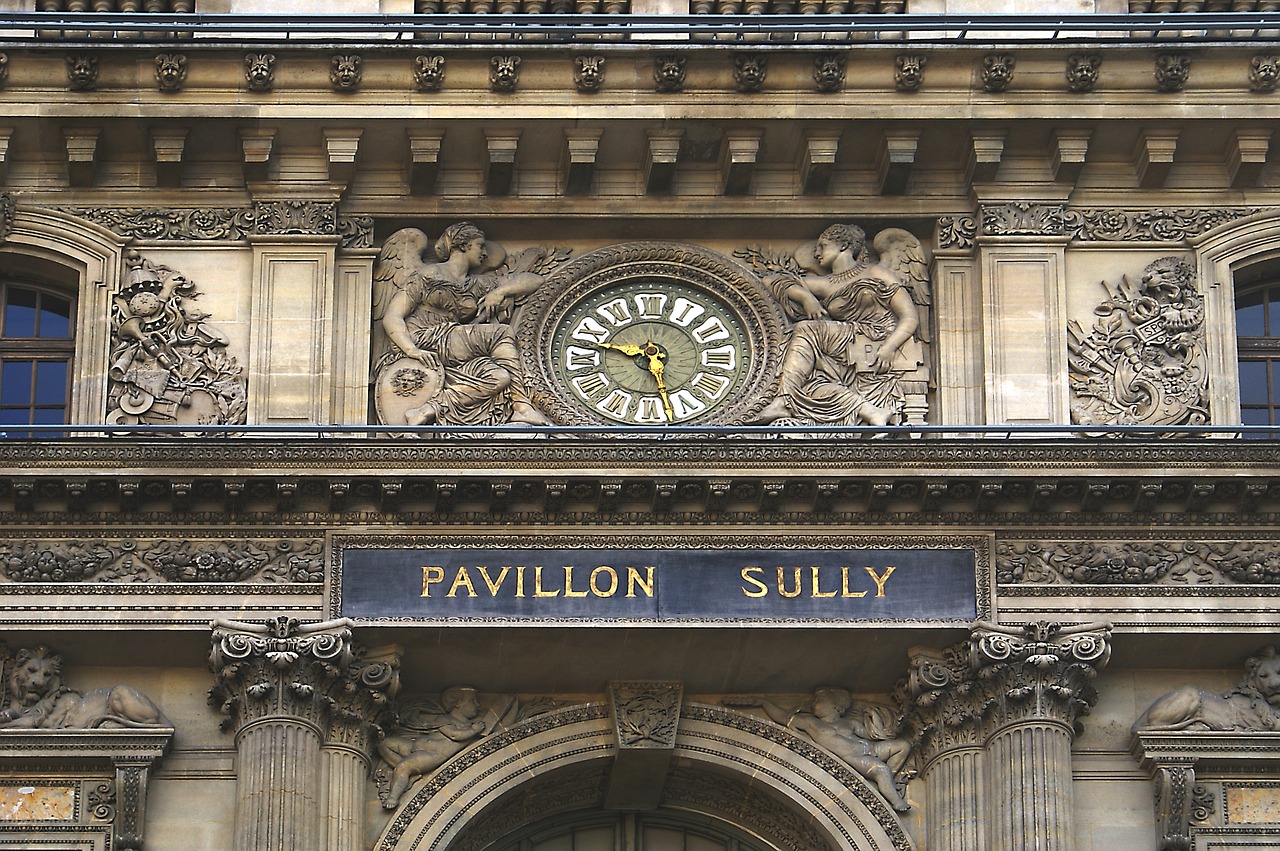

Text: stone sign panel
xmin=337 ymin=541 xmax=983 ymax=625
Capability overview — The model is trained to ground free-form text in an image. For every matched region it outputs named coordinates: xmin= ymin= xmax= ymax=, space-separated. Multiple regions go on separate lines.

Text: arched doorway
xmin=375 ymin=703 xmax=913 ymax=851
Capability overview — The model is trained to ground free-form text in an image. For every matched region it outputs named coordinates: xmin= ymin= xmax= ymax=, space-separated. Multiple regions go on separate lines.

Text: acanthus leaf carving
xmin=1063 ymin=207 xmax=1261 ymax=242
xmin=252 ymin=200 xmax=337 ymax=236
xmin=609 ymin=680 xmax=681 ymax=748
xmin=998 ymin=539 xmax=1280 ymax=586
xmin=981 ymin=202 xmax=1066 ymax=236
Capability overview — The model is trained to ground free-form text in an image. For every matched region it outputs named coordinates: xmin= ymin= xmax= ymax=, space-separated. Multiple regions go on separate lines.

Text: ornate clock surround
xmin=518 ymin=241 xmax=785 ymax=426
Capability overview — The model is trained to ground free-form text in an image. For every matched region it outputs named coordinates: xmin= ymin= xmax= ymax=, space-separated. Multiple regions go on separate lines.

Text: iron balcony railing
xmin=3 ymin=11 xmax=1280 ymax=43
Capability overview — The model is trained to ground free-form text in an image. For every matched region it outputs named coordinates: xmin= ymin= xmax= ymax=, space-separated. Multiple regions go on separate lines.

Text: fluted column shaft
xmin=235 ymin=718 xmax=324 ymax=851
xmin=985 ymin=720 xmax=1075 ymax=851
xmin=923 ymin=745 xmax=985 ymax=851
xmin=320 ymin=742 xmax=370 ymax=850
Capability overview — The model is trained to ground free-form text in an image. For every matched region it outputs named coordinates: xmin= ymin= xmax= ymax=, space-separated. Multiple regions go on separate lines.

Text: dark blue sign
xmin=340 ymin=547 xmax=978 ymax=624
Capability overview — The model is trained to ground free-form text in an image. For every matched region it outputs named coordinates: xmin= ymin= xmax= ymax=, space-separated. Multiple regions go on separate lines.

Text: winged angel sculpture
xmin=737 ymin=224 xmax=931 ymax=426
xmin=371 ymin=223 xmax=567 ymax=427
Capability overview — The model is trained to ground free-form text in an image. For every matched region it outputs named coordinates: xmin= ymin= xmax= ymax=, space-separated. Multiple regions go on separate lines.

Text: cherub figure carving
xmin=1134 ymin=646 xmax=1280 ymax=733
xmin=738 ymin=224 xmax=930 ymax=426
xmin=377 ymin=688 xmax=557 ymax=810
xmin=724 ymin=688 xmax=912 ymax=812
xmin=372 ymin=222 xmax=567 ymax=427
xmin=0 ymin=645 xmax=169 ymax=730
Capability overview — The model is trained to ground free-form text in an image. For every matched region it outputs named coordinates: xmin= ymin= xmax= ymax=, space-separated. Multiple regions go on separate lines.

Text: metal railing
xmin=0 ymin=423 xmax=1275 ymax=439
xmin=2 ymin=11 xmax=1280 ymax=43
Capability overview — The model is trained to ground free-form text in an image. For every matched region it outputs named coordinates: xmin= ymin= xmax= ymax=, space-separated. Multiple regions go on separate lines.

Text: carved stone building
xmin=2 ymin=1 xmax=1280 ymax=850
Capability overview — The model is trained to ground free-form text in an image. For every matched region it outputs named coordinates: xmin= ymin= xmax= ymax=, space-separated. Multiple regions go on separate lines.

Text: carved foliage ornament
xmin=997 ymin=539 xmax=1280 ymax=586
xmin=0 ymin=537 xmax=322 ymax=584
xmin=610 ymin=681 xmax=681 ymax=747
xmin=107 ymin=250 xmax=248 ymax=427
xmin=935 ymin=215 xmax=975 ymax=251
xmin=51 ymin=205 xmax=372 ymax=248
xmin=982 ymin=202 xmax=1065 ymax=237
xmin=208 ymin=617 xmax=355 ymax=732
xmin=1067 ymin=256 xmax=1208 ymax=428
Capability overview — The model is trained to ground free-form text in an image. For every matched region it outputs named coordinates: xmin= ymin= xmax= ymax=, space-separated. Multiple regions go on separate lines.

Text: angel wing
xmin=372 ymin=228 xmax=432 ymax=322
xmin=873 ymin=228 xmax=931 ymax=309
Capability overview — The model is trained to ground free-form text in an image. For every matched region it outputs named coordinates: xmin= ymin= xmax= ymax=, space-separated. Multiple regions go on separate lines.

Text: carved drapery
xmin=905 ymin=622 xmax=1111 ymax=851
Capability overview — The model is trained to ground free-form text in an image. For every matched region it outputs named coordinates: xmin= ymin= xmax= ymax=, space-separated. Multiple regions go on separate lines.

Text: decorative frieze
xmin=981 ymin=202 xmax=1065 ymax=237
xmin=52 ymin=205 xmax=373 ymax=249
xmin=934 ymin=214 xmax=975 ymax=251
xmin=998 ymin=539 xmax=1280 ymax=586
xmin=0 ymin=537 xmax=322 ymax=584
xmin=947 ymin=206 xmax=1265 ymax=247
xmin=252 ymin=200 xmax=336 ymax=235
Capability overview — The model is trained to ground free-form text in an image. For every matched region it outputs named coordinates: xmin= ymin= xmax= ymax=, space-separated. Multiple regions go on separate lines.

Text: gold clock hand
xmin=596 ymin=340 xmax=645 ymax=357
xmin=644 ymin=344 xmax=675 ymax=422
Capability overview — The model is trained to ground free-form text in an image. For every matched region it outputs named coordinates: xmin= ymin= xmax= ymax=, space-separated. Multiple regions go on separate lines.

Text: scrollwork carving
xmin=208 ymin=617 xmax=355 ymax=733
xmin=53 ymin=206 xmax=254 ymax=240
xmin=935 ymin=215 xmax=975 ymax=251
xmin=981 ymin=202 xmax=1066 ymax=237
xmin=0 ymin=192 xmax=14 ymax=243
xmin=253 ymin=200 xmax=337 ymax=235
xmin=1068 ymin=256 xmax=1208 ymax=428
xmin=1062 ymin=207 xmax=1259 ymax=242
xmin=108 ymin=251 xmax=248 ymax=427
xmin=997 ymin=539 xmax=1280 ymax=586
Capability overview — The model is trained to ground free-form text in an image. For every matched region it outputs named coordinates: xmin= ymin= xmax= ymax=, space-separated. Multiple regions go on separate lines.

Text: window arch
xmin=487 ymin=810 xmax=776 ymax=851
xmin=0 ymin=279 xmax=75 ymax=434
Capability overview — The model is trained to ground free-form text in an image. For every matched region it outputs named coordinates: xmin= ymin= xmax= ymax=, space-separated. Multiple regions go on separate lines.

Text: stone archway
xmin=374 ymin=702 xmax=914 ymax=851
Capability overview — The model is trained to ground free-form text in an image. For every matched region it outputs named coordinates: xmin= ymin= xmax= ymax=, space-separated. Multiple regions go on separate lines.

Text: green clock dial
xmin=551 ymin=280 xmax=752 ymax=425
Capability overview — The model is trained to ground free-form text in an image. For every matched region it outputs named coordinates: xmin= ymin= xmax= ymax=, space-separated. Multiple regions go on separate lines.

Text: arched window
xmin=0 ymin=280 xmax=74 ymax=434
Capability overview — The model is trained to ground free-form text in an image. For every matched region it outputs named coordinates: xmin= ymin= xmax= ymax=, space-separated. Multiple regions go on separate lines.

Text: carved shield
xmin=374 ymin=356 xmax=445 ymax=427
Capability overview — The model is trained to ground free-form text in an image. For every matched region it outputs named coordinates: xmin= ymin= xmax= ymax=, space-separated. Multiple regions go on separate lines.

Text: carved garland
xmin=937 ymin=206 xmax=1268 ymax=250
xmin=51 ymin=205 xmax=374 ymax=249
xmin=998 ymin=539 xmax=1280 ymax=586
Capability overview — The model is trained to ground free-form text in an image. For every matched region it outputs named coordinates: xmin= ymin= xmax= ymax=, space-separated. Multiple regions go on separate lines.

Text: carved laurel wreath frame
xmin=517 ymin=241 xmax=786 ymax=426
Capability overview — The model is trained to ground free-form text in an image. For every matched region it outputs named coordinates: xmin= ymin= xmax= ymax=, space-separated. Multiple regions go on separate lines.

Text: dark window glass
xmin=1237 ymin=288 xmax=1267 ymax=337
xmin=0 ymin=282 xmax=75 ymax=435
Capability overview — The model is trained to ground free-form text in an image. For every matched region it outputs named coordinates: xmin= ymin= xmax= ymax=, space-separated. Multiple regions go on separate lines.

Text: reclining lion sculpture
xmin=1133 ymin=645 xmax=1280 ymax=733
xmin=0 ymin=644 xmax=169 ymax=730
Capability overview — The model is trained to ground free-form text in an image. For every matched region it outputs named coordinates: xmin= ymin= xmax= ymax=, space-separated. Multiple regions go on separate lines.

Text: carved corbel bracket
xmin=1132 ymin=732 xmax=1280 ymax=851
xmin=0 ymin=728 xmax=172 ymax=851
xmin=604 ymin=681 xmax=682 ymax=810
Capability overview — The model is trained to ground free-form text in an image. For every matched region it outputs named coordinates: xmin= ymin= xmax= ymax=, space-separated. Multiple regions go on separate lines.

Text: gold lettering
xmin=515 ymin=565 xmax=525 ymax=597
xmin=446 ymin=566 xmax=477 ymax=598
xmin=841 ymin=566 xmax=868 ymax=598
xmin=478 ymin=566 xmax=510 ymax=596
xmin=811 ymin=566 xmax=837 ymax=598
xmin=420 ymin=566 xmax=444 ymax=597
xmin=590 ymin=565 xmax=619 ymax=597
xmin=777 ymin=567 xmax=802 ymax=598
xmin=626 ymin=566 xmax=655 ymax=598
xmin=741 ymin=567 xmax=768 ymax=597
xmin=534 ymin=566 xmax=560 ymax=597
xmin=865 ymin=565 xmax=895 ymax=598
xmin=563 ymin=566 xmax=589 ymax=598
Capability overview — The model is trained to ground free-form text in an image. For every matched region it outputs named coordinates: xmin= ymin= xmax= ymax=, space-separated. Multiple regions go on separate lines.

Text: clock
xmin=520 ymin=242 xmax=784 ymax=426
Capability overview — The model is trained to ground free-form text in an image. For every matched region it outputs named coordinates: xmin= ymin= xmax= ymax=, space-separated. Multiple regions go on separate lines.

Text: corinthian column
xmin=209 ymin=617 xmax=355 ymax=851
xmin=904 ymin=644 xmax=986 ymax=851
xmin=970 ymin=621 xmax=1111 ymax=851
xmin=320 ymin=644 xmax=400 ymax=851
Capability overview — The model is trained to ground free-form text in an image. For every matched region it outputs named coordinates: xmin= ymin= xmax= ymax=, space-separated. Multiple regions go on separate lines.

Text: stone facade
xmin=0 ymin=1 xmax=1279 ymax=849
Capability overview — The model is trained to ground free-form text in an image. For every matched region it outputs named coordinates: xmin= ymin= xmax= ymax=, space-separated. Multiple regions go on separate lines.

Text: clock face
xmin=551 ymin=280 xmax=751 ymax=425
xmin=519 ymin=242 xmax=785 ymax=426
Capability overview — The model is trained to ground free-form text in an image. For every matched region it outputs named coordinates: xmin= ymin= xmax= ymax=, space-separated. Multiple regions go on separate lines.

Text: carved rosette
xmin=609 ymin=681 xmax=682 ymax=748
xmin=208 ymin=617 xmax=355 ymax=735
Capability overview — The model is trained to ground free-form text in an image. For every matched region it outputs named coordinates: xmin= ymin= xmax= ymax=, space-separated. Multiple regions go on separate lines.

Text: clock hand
xmin=595 ymin=340 xmax=645 ymax=357
xmin=643 ymin=344 xmax=675 ymax=422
